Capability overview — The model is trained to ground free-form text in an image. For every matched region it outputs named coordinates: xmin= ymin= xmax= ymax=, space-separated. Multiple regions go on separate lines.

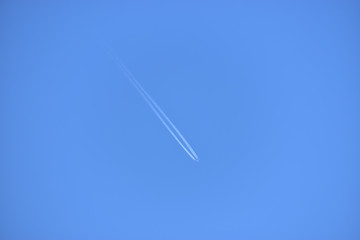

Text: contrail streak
xmin=120 ymin=64 xmax=199 ymax=160
xmin=109 ymin=52 xmax=199 ymax=161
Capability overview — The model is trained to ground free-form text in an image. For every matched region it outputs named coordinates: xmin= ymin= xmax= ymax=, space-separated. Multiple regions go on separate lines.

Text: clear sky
xmin=1 ymin=1 xmax=360 ymax=239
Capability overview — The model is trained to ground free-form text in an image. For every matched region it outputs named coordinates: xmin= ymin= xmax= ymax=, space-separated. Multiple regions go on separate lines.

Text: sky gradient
xmin=1 ymin=1 xmax=360 ymax=239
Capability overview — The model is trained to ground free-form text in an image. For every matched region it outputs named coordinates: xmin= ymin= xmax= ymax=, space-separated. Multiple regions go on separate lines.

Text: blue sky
xmin=1 ymin=1 xmax=360 ymax=239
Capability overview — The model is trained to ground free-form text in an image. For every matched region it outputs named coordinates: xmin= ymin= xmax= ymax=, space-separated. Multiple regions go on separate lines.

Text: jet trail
xmin=110 ymin=53 xmax=199 ymax=161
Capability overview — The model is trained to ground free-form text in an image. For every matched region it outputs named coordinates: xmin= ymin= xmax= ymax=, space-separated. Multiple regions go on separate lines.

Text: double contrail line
xmin=109 ymin=51 xmax=199 ymax=161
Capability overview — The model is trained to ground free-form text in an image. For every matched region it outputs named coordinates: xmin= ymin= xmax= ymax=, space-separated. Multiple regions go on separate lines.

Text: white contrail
xmin=119 ymin=64 xmax=199 ymax=160
xmin=110 ymin=53 xmax=199 ymax=161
